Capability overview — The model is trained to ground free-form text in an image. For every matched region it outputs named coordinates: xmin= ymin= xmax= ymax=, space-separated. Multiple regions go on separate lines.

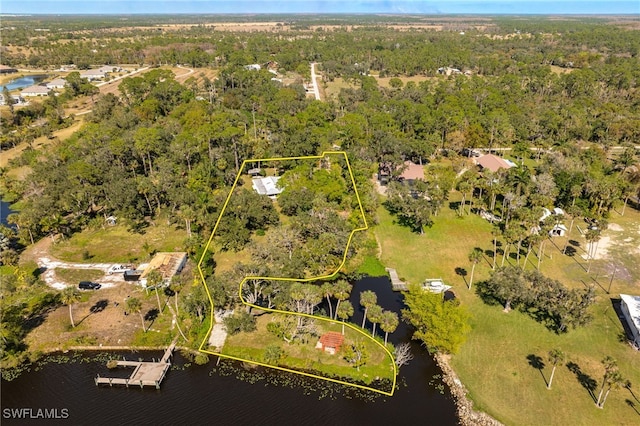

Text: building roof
xmin=46 ymin=78 xmax=67 ymax=88
xmin=80 ymin=69 xmax=106 ymax=77
xmin=318 ymin=332 xmax=344 ymax=351
xmin=620 ymin=294 xmax=640 ymax=334
xmin=399 ymin=161 xmax=425 ymax=181
xmin=252 ymin=176 xmax=283 ymax=197
xmin=476 ymin=154 xmax=513 ymax=173
xmin=20 ymin=85 xmax=50 ymax=95
xmin=139 ymin=252 xmax=187 ymax=283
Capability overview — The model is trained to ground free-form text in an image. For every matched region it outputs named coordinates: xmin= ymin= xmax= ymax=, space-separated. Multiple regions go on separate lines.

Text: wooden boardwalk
xmin=386 ymin=268 xmax=408 ymax=291
xmin=95 ymin=339 xmax=177 ymax=389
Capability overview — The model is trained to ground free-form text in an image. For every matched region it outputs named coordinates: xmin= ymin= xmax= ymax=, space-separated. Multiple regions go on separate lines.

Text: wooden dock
xmin=95 ymin=340 xmax=176 ymax=389
xmin=386 ymin=268 xmax=408 ymax=291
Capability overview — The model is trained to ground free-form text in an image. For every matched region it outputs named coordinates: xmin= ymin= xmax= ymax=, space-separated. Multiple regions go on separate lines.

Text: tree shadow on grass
xmin=77 ymin=299 xmax=109 ymax=326
xmin=626 ymin=399 xmax=640 ymax=416
xmin=526 ymin=354 xmax=548 ymax=387
xmin=144 ymin=308 xmax=160 ymax=329
xmin=455 ymin=267 xmax=468 ymax=287
xmin=566 ymin=361 xmax=598 ymax=403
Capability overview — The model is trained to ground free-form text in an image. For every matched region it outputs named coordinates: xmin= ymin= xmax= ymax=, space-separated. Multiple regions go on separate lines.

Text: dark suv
xmin=78 ymin=281 xmax=101 ymax=290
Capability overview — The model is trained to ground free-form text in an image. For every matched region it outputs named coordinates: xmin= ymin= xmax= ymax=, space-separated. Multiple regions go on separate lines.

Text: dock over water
xmin=386 ymin=268 xmax=408 ymax=291
xmin=95 ymin=340 xmax=177 ymax=389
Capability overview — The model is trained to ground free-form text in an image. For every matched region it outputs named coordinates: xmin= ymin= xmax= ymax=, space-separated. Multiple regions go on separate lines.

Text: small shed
xmin=620 ymin=294 xmax=640 ymax=349
xmin=549 ymin=224 xmax=568 ymax=237
xmin=315 ymin=332 xmax=344 ymax=355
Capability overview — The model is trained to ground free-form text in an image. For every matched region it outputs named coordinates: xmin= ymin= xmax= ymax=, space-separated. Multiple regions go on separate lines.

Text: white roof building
xmin=46 ymin=78 xmax=68 ymax=89
xmin=97 ymin=65 xmax=122 ymax=74
xmin=620 ymin=294 xmax=640 ymax=348
xmin=80 ymin=69 xmax=106 ymax=81
xmin=21 ymin=85 xmax=50 ymax=97
xmin=252 ymin=176 xmax=283 ymax=198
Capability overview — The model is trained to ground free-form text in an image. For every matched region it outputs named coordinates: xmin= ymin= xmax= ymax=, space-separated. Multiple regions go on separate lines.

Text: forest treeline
xmin=1 ymin=17 xmax=639 ymax=254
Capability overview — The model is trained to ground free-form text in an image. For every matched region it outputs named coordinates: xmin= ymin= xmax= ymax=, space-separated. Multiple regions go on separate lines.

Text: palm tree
xmin=321 ymin=282 xmax=334 ymax=319
xmin=333 ymin=280 xmax=352 ymax=320
xmin=598 ymin=370 xmax=626 ymax=409
xmin=597 ymin=356 xmax=618 ymax=406
xmin=360 ymin=290 xmax=377 ymax=328
xmin=380 ymin=310 xmax=399 ymax=345
xmin=146 ymin=269 xmax=164 ymax=315
xmin=585 ymin=228 xmax=601 ymax=272
xmin=61 ymin=287 xmax=81 ymax=328
xmin=336 ymin=300 xmax=354 ymax=335
xmin=126 ymin=297 xmax=145 ymax=332
xmin=368 ymin=304 xmax=384 ymax=337
xmin=468 ymin=248 xmax=483 ymax=289
xmin=547 ymin=349 xmax=565 ymax=389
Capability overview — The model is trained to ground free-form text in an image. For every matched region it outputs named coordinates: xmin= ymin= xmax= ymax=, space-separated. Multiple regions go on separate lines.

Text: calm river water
xmin=1 ymin=199 xmax=15 ymax=226
xmin=2 ymin=75 xmax=47 ymax=91
xmin=1 ymin=277 xmax=458 ymax=425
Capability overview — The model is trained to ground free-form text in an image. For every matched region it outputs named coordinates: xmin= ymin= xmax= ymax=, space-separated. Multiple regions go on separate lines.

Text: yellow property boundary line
xmin=196 ymin=151 xmax=397 ymax=396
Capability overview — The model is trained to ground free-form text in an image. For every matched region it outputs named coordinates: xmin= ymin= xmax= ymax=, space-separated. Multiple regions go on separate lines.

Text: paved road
xmin=310 ymin=62 xmax=321 ymax=101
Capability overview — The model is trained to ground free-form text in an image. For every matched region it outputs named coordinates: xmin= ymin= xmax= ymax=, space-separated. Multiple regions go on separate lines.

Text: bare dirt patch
xmin=25 ymin=281 xmax=155 ymax=352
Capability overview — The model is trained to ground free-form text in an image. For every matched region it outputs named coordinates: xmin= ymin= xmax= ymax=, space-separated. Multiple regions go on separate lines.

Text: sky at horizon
xmin=1 ymin=1 xmax=639 ymax=15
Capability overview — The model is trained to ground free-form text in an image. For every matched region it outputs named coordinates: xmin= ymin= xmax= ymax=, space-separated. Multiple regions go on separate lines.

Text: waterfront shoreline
xmin=435 ymin=353 xmax=504 ymax=426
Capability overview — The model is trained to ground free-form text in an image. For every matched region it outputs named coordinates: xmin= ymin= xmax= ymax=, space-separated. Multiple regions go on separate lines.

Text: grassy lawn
xmin=50 ymin=221 xmax=188 ymax=263
xmin=222 ymin=313 xmax=394 ymax=389
xmin=376 ymin=198 xmax=640 ymax=425
xmin=54 ymin=268 xmax=104 ymax=284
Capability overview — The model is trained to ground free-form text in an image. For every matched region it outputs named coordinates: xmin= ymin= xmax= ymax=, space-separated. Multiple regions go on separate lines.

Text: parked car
xmin=108 ymin=264 xmax=131 ymax=274
xmin=79 ymin=281 xmax=101 ymax=290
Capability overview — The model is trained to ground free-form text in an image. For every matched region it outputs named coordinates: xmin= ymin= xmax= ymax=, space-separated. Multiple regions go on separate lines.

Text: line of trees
xmin=478 ymin=266 xmax=595 ymax=332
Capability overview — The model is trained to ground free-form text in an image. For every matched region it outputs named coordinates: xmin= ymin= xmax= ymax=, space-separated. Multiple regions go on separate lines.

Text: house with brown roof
xmin=378 ymin=160 xmax=425 ymax=185
xmin=475 ymin=154 xmax=513 ymax=173
xmin=315 ymin=332 xmax=344 ymax=355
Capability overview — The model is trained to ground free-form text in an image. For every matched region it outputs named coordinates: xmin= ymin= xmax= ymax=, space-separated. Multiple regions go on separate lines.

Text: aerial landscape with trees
xmin=1 ymin=13 xmax=639 ymax=425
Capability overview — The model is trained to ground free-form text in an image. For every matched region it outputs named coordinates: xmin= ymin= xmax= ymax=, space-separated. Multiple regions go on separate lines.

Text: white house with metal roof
xmin=620 ymin=294 xmax=640 ymax=348
xmin=252 ymin=176 xmax=283 ymax=198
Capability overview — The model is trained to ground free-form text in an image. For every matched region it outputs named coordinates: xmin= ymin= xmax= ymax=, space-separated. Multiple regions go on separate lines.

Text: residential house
xmin=475 ymin=154 xmax=513 ymax=173
xmin=620 ymin=294 xmax=640 ymax=348
xmin=139 ymin=252 xmax=187 ymax=288
xmin=252 ymin=176 xmax=283 ymax=198
xmin=46 ymin=78 xmax=68 ymax=90
xmin=378 ymin=160 xmax=425 ymax=185
xmin=20 ymin=85 xmax=50 ymax=97
xmin=0 ymin=64 xmax=18 ymax=74
xmin=97 ymin=65 xmax=122 ymax=74
xmin=80 ymin=69 xmax=106 ymax=81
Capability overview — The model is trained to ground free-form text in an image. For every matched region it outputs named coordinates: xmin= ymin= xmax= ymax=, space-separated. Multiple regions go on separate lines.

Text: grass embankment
xmin=222 ymin=313 xmax=395 ymax=389
xmin=376 ymin=199 xmax=640 ymax=426
xmin=50 ymin=221 xmax=188 ymax=263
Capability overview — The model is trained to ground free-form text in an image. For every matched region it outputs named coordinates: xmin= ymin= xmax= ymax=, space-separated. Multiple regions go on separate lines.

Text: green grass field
xmin=50 ymin=221 xmax=188 ymax=263
xmin=222 ymin=313 xmax=395 ymax=389
xmin=376 ymin=198 xmax=640 ymax=426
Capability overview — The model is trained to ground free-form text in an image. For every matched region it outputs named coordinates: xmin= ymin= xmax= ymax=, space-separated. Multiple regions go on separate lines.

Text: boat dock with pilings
xmin=386 ymin=268 xmax=408 ymax=291
xmin=95 ymin=340 xmax=176 ymax=389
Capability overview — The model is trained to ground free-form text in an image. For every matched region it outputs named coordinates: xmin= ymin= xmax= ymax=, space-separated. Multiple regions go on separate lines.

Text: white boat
xmin=422 ymin=279 xmax=452 ymax=294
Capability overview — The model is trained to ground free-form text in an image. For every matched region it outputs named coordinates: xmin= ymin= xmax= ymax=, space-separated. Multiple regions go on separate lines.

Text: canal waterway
xmin=1 ymin=277 xmax=458 ymax=425
xmin=0 ymin=199 xmax=15 ymax=226
xmin=2 ymin=75 xmax=47 ymax=91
